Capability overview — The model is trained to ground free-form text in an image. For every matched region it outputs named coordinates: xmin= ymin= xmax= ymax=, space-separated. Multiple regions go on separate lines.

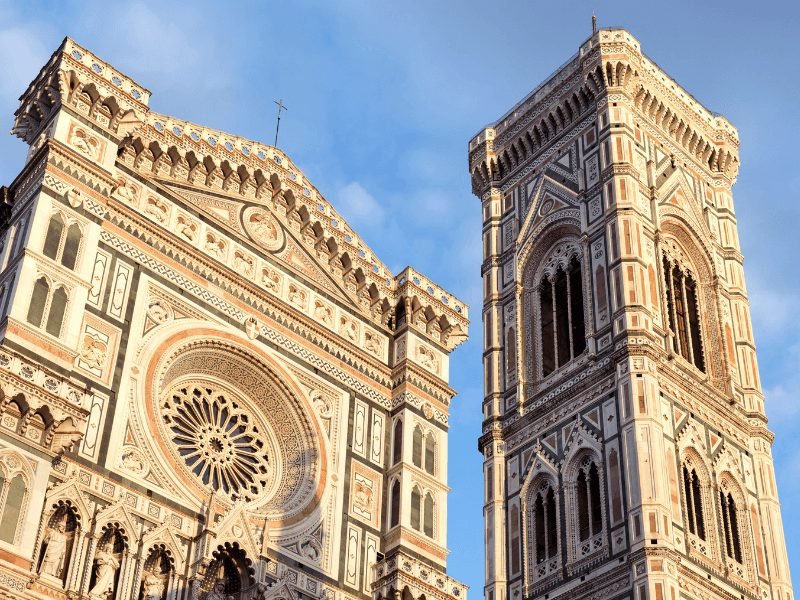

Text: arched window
xmin=682 ymin=464 xmax=706 ymax=540
xmin=26 ymin=277 xmax=69 ymax=338
xmin=27 ymin=277 xmax=49 ymax=327
xmin=424 ymin=431 xmax=436 ymax=475
xmin=43 ymin=214 xmax=64 ymax=260
xmin=539 ymin=255 xmax=586 ymax=376
xmin=663 ymin=255 xmax=705 ymax=372
xmin=575 ymin=459 xmax=603 ymax=542
xmin=410 ymin=486 xmax=421 ymax=530
xmin=410 ymin=424 xmax=437 ymax=475
xmin=41 ymin=213 xmax=83 ymax=270
xmin=412 ymin=425 xmax=423 ymax=468
xmin=719 ymin=489 xmax=743 ymax=564
xmin=392 ymin=420 xmax=403 ymax=465
xmin=0 ymin=475 xmax=25 ymax=543
xmin=61 ymin=223 xmax=82 ymax=270
xmin=531 ymin=480 xmax=558 ymax=566
xmin=423 ymin=492 xmax=435 ymax=537
xmin=409 ymin=486 xmax=436 ymax=538
xmin=389 ymin=479 xmax=400 ymax=528
xmin=45 ymin=287 xmax=68 ymax=336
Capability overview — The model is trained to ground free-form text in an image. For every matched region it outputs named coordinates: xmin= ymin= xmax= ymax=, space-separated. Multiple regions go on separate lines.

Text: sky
xmin=1 ymin=0 xmax=799 ymax=594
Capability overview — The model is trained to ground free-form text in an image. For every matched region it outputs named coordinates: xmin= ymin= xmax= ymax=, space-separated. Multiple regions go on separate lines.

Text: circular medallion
xmin=243 ymin=207 xmax=284 ymax=251
xmin=148 ymin=336 xmax=323 ymax=519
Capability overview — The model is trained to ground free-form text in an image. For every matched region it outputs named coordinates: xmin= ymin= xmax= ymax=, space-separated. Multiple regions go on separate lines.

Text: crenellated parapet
xmin=12 ymin=37 xmax=149 ymax=146
xmin=470 ymin=28 xmax=739 ymax=197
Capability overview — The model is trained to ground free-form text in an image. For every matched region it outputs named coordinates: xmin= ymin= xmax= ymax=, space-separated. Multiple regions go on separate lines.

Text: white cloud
xmin=336 ymin=181 xmax=385 ymax=232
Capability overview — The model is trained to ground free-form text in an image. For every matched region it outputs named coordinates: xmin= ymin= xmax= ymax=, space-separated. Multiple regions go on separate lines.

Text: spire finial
xmin=592 ymin=13 xmax=597 ymax=34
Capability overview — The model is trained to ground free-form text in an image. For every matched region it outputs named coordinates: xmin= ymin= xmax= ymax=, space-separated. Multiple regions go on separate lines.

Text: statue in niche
xmin=38 ymin=521 xmax=68 ymax=578
xmin=88 ymin=546 xmax=120 ymax=598
xmin=142 ymin=571 xmax=164 ymax=600
xmin=207 ymin=580 xmax=229 ymax=600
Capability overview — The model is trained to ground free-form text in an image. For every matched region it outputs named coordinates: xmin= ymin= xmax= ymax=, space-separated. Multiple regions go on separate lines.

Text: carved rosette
xmin=145 ymin=334 xmax=324 ymax=521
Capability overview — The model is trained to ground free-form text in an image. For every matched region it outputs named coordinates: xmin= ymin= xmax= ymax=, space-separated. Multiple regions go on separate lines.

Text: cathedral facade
xmin=471 ymin=28 xmax=792 ymax=600
xmin=0 ymin=38 xmax=469 ymax=600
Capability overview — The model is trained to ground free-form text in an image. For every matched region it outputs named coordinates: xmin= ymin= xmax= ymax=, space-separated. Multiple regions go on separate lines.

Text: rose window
xmin=162 ymin=385 xmax=272 ymax=502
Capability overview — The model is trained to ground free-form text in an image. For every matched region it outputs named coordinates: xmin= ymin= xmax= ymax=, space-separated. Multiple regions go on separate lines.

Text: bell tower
xmin=471 ymin=28 xmax=792 ymax=600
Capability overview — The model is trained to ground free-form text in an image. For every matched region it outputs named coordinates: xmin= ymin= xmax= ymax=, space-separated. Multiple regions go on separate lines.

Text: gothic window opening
xmin=42 ymin=213 xmax=83 ymax=270
xmin=663 ymin=255 xmax=705 ymax=372
xmin=392 ymin=419 xmax=403 ymax=465
xmin=0 ymin=475 xmax=25 ymax=543
xmin=389 ymin=479 xmax=400 ymax=528
xmin=682 ymin=465 xmax=706 ymax=540
xmin=531 ymin=480 xmax=559 ymax=566
xmin=575 ymin=459 xmax=603 ymax=543
xmin=412 ymin=424 xmax=437 ymax=475
xmin=410 ymin=486 xmax=421 ymax=530
xmin=424 ymin=492 xmax=435 ymax=537
xmin=719 ymin=490 xmax=743 ymax=564
xmin=412 ymin=425 xmax=423 ymax=468
xmin=425 ymin=431 xmax=436 ymax=475
xmin=26 ymin=276 xmax=69 ymax=338
xmin=539 ymin=255 xmax=586 ymax=377
xmin=410 ymin=486 xmax=436 ymax=538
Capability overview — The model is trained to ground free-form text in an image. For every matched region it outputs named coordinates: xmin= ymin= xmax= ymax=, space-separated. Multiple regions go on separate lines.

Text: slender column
xmin=79 ymin=535 xmax=98 ymax=596
xmin=565 ymin=268 xmax=574 ymax=360
xmin=680 ymin=273 xmax=694 ymax=362
xmin=65 ymin=529 xmax=86 ymax=592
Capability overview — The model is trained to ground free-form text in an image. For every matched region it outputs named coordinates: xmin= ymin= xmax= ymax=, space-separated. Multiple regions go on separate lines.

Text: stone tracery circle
xmin=162 ymin=384 xmax=273 ymax=502
xmin=147 ymin=337 xmax=323 ymax=519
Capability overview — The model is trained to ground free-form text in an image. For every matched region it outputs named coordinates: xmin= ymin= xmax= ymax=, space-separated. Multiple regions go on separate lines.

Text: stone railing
xmin=371 ymin=551 xmax=467 ymax=600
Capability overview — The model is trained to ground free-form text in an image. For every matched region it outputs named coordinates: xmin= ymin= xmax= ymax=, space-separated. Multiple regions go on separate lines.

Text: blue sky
xmin=1 ymin=0 xmax=798 ymax=593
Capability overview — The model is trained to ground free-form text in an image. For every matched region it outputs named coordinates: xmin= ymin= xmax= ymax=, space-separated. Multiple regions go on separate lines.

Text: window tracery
xmin=565 ymin=454 xmax=605 ymax=566
xmin=26 ymin=275 xmax=69 ymax=338
xmin=410 ymin=485 xmax=436 ymax=538
xmin=43 ymin=212 xmax=84 ymax=270
xmin=680 ymin=454 xmax=715 ymax=560
xmin=525 ymin=477 xmax=560 ymax=581
xmin=411 ymin=424 xmax=437 ymax=476
xmin=534 ymin=242 xmax=586 ymax=377
xmin=162 ymin=384 xmax=272 ymax=502
xmin=662 ymin=245 xmax=705 ymax=372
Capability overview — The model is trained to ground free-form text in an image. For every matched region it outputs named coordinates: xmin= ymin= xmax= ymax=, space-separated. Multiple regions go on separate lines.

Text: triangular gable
xmin=209 ymin=504 xmax=261 ymax=561
xmin=562 ymin=418 xmax=602 ymax=468
xmin=520 ymin=441 xmax=559 ymax=502
xmin=142 ymin=523 xmax=188 ymax=571
xmin=94 ymin=501 xmax=140 ymax=546
xmin=165 ymin=185 xmax=245 ymax=234
xmin=658 ymin=170 xmax=708 ymax=238
xmin=517 ymin=175 xmax=579 ymax=253
xmin=44 ymin=479 xmax=92 ymax=524
xmin=162 ymin=183 xmax=356 ymax=308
